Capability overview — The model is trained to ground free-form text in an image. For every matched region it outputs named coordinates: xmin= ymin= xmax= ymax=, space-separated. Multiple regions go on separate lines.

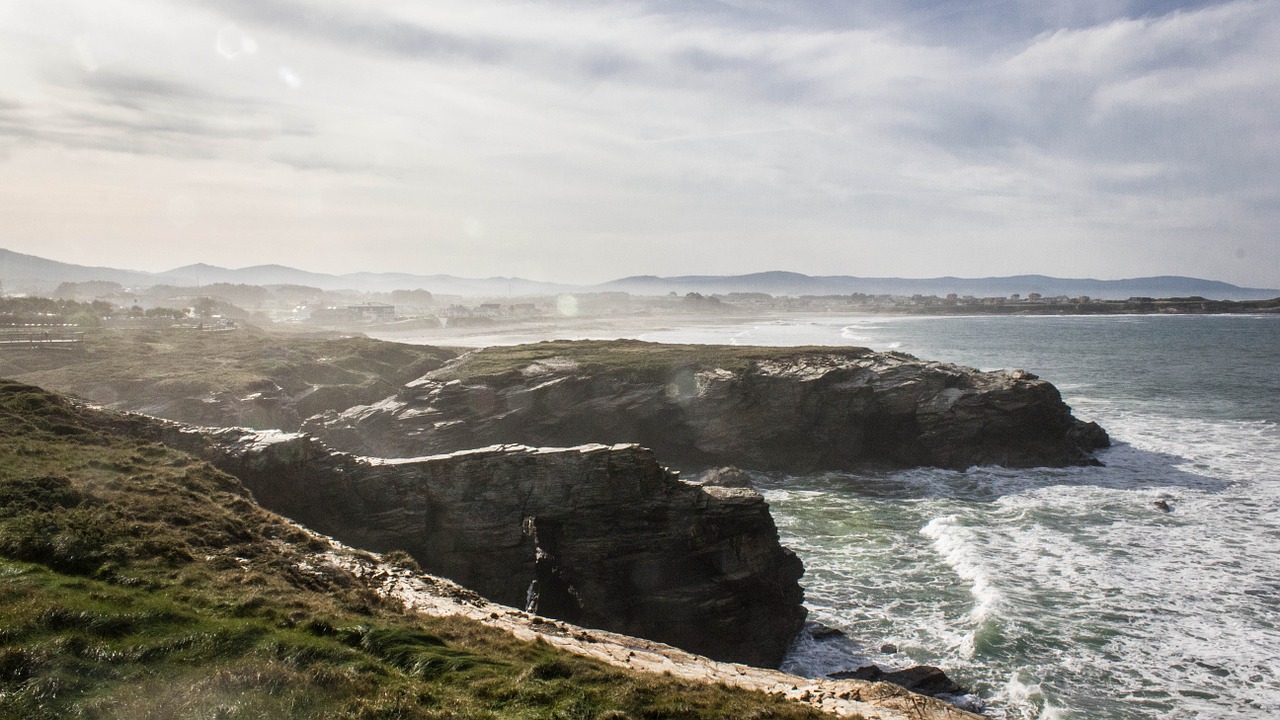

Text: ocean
xmin=634 ymin=313 xmax=1280 ymax=720
xmin=382 ymin=313 xmax=1280 ymax=719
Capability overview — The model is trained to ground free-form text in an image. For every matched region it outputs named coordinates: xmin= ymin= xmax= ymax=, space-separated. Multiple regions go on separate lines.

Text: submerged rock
xmin=830 ymin=665 xmax=969 ymax=697
xmin=807 ymin=623 xmax=848 ymax=641
xmin=305 ymin=342 xmax=1109 ymax=472
xmin=830 ymin=664 xmax=984 ymax=712
xmin=161 ymin=427 xmax=807 ymax=667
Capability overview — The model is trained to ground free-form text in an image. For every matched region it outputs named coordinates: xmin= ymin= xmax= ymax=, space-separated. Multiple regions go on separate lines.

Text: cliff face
xmin=161 ymin=427 xmax=806 ymax=668
xmin=305 ymin=344 xmax=1109 ymax=472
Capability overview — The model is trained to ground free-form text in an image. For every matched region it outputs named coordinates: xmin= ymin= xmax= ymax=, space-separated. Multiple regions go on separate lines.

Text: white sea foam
xmin=1000 ymin=672 xmax=1065 ymax=720
xmin=775 ymin=400 xmax=1279 ymax=716
xmin=920 ymin=516 xmax=1003 ymax=647
xmin=840 ymin=323 xmax=888 ymax=343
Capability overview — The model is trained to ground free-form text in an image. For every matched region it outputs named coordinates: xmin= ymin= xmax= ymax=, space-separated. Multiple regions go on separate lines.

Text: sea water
xmin=634 ymin=314 xmax=1280 ymax=720
xmin=385 ymin=313 xmax=1280 ymax=719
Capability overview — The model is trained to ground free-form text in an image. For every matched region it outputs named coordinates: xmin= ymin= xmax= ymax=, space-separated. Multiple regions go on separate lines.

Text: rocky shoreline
xmin=157 ymin=420 xmax=992 ymax=712
xmin=330 ymin=542 xmax=986 ymax=720
xmin=0 ymin=375 xmax=981 ymax=719
xmin=6 ymin=336 xmax=1114 ymax=714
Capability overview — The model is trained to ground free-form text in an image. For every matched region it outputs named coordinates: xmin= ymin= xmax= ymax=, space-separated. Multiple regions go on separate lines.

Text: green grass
xmin=431 ymin=340 xmax=873 ymax=385
xmin=0 ymin=379 xmax=833 ymax=720
xmin=0 ymin=327 xmax=456 ymax=427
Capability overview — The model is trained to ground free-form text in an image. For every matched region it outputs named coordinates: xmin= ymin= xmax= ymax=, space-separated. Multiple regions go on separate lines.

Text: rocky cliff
xmin=0 ymin=377 xmax=976 ymax=719
xmin=159 ymin=426 xmax=807 ymax=667
xmin=306 ymin=340 xmax=1109 ymax=471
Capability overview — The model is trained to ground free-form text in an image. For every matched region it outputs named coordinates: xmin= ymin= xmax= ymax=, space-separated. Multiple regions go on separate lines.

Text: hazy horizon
xmin=8 ymin=244 xmax=1280 ymax=292
xmin=3 ymin=1 xmax=1278 ymax=287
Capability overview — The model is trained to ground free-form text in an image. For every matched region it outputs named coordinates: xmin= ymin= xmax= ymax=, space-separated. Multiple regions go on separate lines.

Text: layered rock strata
xmin=159 ymin=426 xmax=806 ymax=667
xmin=307 ymin=343 xmax=1110 ymax=471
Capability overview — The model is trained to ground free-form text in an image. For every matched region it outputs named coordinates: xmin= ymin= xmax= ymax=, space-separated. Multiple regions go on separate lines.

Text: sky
xmin=1 ymin=0 xmax=1277 ymax=287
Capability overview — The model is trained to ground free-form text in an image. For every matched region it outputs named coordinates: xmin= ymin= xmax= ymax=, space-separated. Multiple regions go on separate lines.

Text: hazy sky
xmin=1 ymin=0 xmax=1277 ymax=286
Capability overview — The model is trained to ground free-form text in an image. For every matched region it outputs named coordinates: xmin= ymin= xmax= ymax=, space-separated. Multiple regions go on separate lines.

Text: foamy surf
xmin=759 ymin=315 xmax=1280 ymax=719
xmin=920 ymin=515 xmax=1003 ymax=632
xmin=387 ymin=312 xmax=1280 ymax=719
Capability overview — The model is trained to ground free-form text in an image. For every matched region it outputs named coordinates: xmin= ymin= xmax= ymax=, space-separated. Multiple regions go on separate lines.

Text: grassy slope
xmin=0 ymin=327 xmax=456 ymax=422
xmin=431 ymin=340 xmax=875 ymax=385
xmin=0 ymin=379 xmax=833 ymax=720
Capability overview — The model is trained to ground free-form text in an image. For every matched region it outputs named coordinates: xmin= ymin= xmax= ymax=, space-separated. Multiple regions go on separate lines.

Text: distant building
xmin=310 ymin=302 xmax=396 ymax=324
xmin=344 ymin=302 xmax=396 ymax=323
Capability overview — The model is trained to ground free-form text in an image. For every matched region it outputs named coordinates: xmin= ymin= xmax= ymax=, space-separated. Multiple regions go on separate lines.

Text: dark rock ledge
xmin=158 ymin=426 xmax=806 ymax=668
xmin=306 ymin=344 xmax=1110 ymax=472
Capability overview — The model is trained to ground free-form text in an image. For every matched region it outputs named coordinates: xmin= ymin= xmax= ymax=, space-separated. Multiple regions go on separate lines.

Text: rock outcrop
xmin=305 ymin=341 xmax=1109 ymax=471
xmin=159 ymin=426 xmax=806 ymax=667
xmin=695 ymin=466 xmax=757 ymax=489
xmin=830 ymin=666 xmax=976 ymax=709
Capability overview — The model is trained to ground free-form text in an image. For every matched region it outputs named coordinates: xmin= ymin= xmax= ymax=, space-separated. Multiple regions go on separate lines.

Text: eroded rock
xmin=160 ymin=427 xmax=807 ymax=667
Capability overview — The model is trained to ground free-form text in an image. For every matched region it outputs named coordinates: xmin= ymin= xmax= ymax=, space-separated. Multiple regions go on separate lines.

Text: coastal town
xmin=5 ymin=277 xmax=1278 ymax=340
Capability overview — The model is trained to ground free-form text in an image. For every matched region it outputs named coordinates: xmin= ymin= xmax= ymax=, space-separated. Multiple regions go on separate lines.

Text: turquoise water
xmin=634 ymin=314 xmax=1280 ymax=720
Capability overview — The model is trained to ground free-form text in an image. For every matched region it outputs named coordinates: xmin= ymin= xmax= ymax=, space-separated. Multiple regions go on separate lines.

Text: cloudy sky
xmin=1 ymin=0 xmax=1277 ymax=286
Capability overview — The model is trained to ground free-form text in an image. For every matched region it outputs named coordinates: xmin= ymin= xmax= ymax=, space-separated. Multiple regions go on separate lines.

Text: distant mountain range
xmin=0 ymin=248 xmax=573 ymax=297
xmin=2 ymin=247 xmax=1277 ymax=301
xmin=596 ymin=271 xmax=1280 ymax=301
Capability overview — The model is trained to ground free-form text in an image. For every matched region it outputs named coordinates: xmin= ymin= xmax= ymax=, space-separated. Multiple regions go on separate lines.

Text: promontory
xmin=306 ymin=339 xmax=1110 ymax=472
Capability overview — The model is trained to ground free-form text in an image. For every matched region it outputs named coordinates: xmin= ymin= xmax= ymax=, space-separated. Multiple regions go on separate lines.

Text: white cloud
xmin=0 ymin=0 xmax=1277 ymax=286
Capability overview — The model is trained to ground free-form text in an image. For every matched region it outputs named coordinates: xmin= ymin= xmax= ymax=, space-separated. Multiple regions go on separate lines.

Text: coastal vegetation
xmin=1 ymin=327 xmax=456 ymax=429
xmin=0 ymin=379 xmax=833 ymax=719
xmin=0 ymin=296 xmax=181 ymax=328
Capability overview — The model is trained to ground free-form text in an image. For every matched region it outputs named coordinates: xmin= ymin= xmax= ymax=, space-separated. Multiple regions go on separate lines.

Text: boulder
xmin=830 ymin=665 xmax=968 ymax=698
xmin=696 ymin=466 xmax=756 ymax=489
